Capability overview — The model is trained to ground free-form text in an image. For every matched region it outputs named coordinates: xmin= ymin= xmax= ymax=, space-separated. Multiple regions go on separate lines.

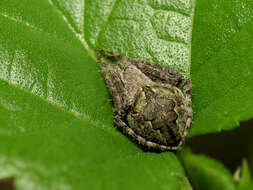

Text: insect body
xmin=97 ymin=50 xmax=192 ymax=151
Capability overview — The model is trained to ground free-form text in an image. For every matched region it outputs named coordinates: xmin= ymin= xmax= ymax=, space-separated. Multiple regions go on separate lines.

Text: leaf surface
xmin=0 ymin=0 xmax=194 ymax=189
xmin=189 ymin=0 xmax=253 ymax=136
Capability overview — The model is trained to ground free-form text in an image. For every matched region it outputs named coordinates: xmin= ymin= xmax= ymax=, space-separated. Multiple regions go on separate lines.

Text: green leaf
xmin=238 ymin=160 xmax=253 ymax=190
xmin=0 ymin=0 xmax=194 ymax=189
xmin=2 ymin=0 xmax=252 ymax=188
xmin=181 ymin=149 xmax=237 ymax=190
xmin=189 ymin=0 xmax=253 ymax=137
xmin=90 ymin=0 xmax=195 ymax=76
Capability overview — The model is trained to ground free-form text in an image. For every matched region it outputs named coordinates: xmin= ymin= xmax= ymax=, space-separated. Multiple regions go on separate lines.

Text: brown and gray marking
xmin=96 ymin=50 xmax=192 ymax=151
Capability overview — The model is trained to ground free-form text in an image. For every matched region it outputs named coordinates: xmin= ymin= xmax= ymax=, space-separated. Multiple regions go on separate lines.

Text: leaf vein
xmin=148 ymin=18 xmax=189 ymax=45
xmin=0 ymin=12 xmax=48 ymax=37
xmin=0 ymin=78 xmax=117 ymax=137
xmin=95 ymin=0 xmax=118 ymax=46
xmin=146 ymin=3 xmax=192 ymax=18
xmin=48 ymin=0 xmax=90 ymax=50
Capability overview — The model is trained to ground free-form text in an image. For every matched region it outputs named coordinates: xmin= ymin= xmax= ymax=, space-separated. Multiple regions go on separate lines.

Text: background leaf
xmin=181 ymin=149 xmax=237 ymax=190
xmin=238 ymin=160 xmax=253 ymax=190
xmin=189 ymin=0 xmax=253 ymax=137
xmin=0 ymin=0 xmax=194 ymax=189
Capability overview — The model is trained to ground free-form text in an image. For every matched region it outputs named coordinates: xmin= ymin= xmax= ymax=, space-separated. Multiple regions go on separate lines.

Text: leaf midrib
xmin=0 ymin=1 xmax=111 ymax=134
xmin=1 ymin=0 xmax=197 ymax=138
xmin=48 ymin=0 xmax=90 ymax=51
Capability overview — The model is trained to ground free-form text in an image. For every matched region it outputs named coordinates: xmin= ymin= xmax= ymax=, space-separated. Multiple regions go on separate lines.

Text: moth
xmin=96 ymin=50 xmax=192 ymax=151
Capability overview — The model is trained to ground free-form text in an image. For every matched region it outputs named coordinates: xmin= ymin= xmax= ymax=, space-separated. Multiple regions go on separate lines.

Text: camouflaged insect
xmin=96 ymin=50 xmax=192 ymax=151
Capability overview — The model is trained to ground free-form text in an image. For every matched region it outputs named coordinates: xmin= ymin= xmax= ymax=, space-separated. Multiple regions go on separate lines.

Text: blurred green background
xmin=187 ymin=119 xmax=253 ymax=175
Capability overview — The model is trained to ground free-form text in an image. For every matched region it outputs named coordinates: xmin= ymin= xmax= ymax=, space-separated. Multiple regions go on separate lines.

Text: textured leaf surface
xmin=0 ymin=0 xmax=194 ymax=189
xmin=189 ymin=0 xmax=253 ymax=137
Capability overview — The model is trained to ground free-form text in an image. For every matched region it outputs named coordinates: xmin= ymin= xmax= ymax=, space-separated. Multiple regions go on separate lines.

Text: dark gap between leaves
xmin=0 ymin=178 xmax=15 ymax=190
xmin=187 ymin=119 xmax=253 ymax=175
